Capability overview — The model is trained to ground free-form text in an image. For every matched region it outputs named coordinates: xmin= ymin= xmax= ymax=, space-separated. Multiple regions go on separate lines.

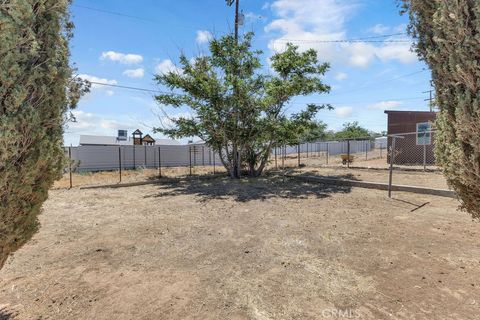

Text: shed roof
xmin=143 ymin=134 xmax=156 ymax=143
xmin=384 ymin=110 xmax=437 ymax=114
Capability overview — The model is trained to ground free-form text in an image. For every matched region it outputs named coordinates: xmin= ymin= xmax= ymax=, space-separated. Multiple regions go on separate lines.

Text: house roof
xmin=79 ymin=135 xmax=181 ymax=146
xmin=384 ymin=110 xmax=437 ymax=114
xmin=79 ymin=135 xmax=132 ymax=146
xmin=143 ymin=134 xmax=155 ymax=142
xmin=154 ymin=139 xmax=181 ymax=146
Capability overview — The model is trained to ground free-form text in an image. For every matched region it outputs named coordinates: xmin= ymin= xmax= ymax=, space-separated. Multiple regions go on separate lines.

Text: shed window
xmin=416 ymin=122 xmax=432 ymax=145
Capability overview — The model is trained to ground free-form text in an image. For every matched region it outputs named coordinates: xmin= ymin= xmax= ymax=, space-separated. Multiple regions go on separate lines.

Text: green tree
xmin=300 ymin=120 xmax=329 ymax=142
xmin=401 ymin=0 xmax=480 ymax=218
xmin=154 ymin=33 xmax=331 ymax=178
xmin=0 ymin=0 xmax=87 ymax=268
xmin=334 ymin=122 xmax=371 ymax=140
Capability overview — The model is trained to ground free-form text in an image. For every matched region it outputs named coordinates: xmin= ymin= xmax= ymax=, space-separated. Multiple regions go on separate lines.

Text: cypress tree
xmin=401 ymin=0 xmax=480 ymax=218
xmin=0 ymin=0 xmax=87 ymax=267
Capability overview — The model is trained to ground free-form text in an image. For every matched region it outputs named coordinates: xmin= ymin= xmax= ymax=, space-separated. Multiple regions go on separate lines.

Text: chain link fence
xmin=59 ymin=144 xmax=224 ymax=188
xmin=58 ymin=131 xmax=448 ymax=196
xmin=279 ymin=131 xmax=448 ymax=196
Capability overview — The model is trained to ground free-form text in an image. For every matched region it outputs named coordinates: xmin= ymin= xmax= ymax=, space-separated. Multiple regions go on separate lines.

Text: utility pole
xmin=423 ymin=89 xmax=435 ymax=112
xmin=226 ymin=0 xmax=241 ymax=177
xmin=226 ymin=0 xmax=240 ymax=42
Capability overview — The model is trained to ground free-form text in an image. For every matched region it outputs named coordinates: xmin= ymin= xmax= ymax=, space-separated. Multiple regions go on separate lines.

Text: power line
xmin=87 ymin=81 xmax=427 ymax=108
xmin=328 ymin=69 xmax=428 ymax=98
xmin=272 ymin=33 xmax=411 ymax=44
xmin=71 ymin=4 xmax=227 ymax=33
xmin=72 ymin=4 xmax=155 ymax=22
xmin=89 ymin=81 xmax=166 ymax=94
xmin=274 ymin=39 xmax=411 ymax=44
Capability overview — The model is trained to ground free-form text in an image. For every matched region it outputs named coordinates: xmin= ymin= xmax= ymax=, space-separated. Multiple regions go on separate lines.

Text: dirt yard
xmin=2 ymin=176 xmax=478 ymax=319
xmin=294 ymin=167 xmax=449 ymax=190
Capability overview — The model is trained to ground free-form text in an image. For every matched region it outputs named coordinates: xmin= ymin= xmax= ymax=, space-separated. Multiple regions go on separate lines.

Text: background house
xmin=385 ymin=110 xmax=437 ymax=165
xmin=79 ymin=130 xmax=181 ymax=146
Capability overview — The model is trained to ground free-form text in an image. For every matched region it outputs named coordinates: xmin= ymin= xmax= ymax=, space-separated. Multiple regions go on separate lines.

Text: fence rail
xmin=66 ymin=145 xmax=221 ymax=172
xmin=62 ymin=132 xmax=442 ymax=197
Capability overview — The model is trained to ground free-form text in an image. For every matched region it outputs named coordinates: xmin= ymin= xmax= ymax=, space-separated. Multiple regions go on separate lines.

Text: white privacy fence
xmin=66 ymin=145 xmax=221 ymax=172
xmin=66 ymin=140 xmax=372 ymax=172
xmin=278 ymin=140 xmax=373 ymax=157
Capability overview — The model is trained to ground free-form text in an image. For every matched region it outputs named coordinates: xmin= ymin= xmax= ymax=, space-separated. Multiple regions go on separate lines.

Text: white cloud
xmin=155 ymin=59 xmax=182 ymax=75
xmin=196 ymin=30 xmax=213 ymax=44
xmin=368 ymin=100 xmax=403 ymax=110
xmin=266 ymin=0 xmax=353 ymax=61
xmin=266 ymin=1 xmax=418 ymax=67
xmin=78 ymin=74 xmax=117 ymax=87
xmin=376 ymin=42 xmax=417 ymax=64
xmin=343 ymin=40 xmax=416 ymax=67
xmin=344 ymin=42 xmax=377 ymax=67
xmin=67 ymin=110 xmax=152 ymax=135
xmin=69 ymin=110 xmax=98 ymax=130
xmin=335 ymin=106 xmax=353 ymax=118
xmin=369 ymin=24 xmax=390 ymax=34
xmin=100 ymin=51 xmax=143 ymax=64
xmin=394 ymin=23 xmax=407 ymax=33
xmin=123 ymin=68 xmax=145 ymax=78
xmin=78 ymin=74 xmax=117 ymax=96
xmin=334 ymin=72 xmax=348 ymax=81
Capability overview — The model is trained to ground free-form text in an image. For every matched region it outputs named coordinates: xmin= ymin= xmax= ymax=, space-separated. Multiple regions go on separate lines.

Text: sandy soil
xmin=295 ymin=167 xmax=449 ymax=190
xmin=1 ymin=176 xmax=478 ymax=319
xmin=53 ymin=166 xmax=227 ymax=189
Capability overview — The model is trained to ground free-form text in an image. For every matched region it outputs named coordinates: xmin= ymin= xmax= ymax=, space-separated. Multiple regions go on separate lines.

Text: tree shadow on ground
xmin=0 ymin=306 xmax=18 ymax=320
xmin=144 ymin=173 xmax=357 ymax=202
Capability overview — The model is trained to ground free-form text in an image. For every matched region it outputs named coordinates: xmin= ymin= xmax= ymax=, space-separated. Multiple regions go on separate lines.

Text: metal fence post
xmin=189 ymin=146 xmax=192 ymax=175
xmin=202 ymin=146 xmax=205 ymax=166
xmin=347 ymin=140 xmax=351 ymax=168
xmin=365 ymin=140 xmax=368 ymax=160
xmin=193 ymin=145 xmax=197 ymax=168
xmin=68 ymin=146 xmax=73 ymax=189
xmin=306 ymin=143 xmax=309 ymax=158
xmin=297 ymin=143 xmax=301 ymax=167
xmin=213 ymin=150 xmax=216 ymax=174
xmin=274 ymin=147 xmax=278 ymax=170
xmin=133 ymin=145 xmax=136 ymax=170
xmin=158 ymin=147 xmax=162 ymax=178
xmin=326 ymin=142 xmax=329 ymax=165
xmin=118 ymin=146 xmax=122 ymax=183
xmin=423 ymin=132 xmax=427 ymax=171
xmin=282 ymin=145 xmax=285 ymax=169
xmin=388 ymin=137 xmax=397 ymax=198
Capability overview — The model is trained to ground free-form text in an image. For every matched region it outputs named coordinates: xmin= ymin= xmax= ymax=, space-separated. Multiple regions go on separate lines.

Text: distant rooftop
xmin=79 ymin=135 xmax=181 ymax=146
xmin=384 ymin=110 xmax=437 ymax=114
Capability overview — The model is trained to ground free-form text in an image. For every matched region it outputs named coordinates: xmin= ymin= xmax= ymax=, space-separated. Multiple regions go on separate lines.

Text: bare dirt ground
xmin=53 ymin=166 xmax=227 ymax=189
xmin=295 ymin=167 xmax=449 ymax=190
xmin=278 ymin=153 xmax=448 ymax=190
xmin=1 ymin=175 xmax=478 ymax=319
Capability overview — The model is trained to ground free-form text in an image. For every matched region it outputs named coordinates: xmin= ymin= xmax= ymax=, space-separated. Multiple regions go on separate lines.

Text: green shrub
xmin=402 ymin=0 xmax=480 ymax=218
xmin=0 ymin=0 xmax=87 ymax=268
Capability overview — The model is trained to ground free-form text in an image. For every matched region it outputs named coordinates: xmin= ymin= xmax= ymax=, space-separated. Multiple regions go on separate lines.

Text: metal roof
xmin=79 ymin=135 xmax=181 ymax=146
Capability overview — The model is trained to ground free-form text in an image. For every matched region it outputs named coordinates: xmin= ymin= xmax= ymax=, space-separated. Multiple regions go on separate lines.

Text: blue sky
xmin=65 ymin=0 xmax=432 ymax=145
